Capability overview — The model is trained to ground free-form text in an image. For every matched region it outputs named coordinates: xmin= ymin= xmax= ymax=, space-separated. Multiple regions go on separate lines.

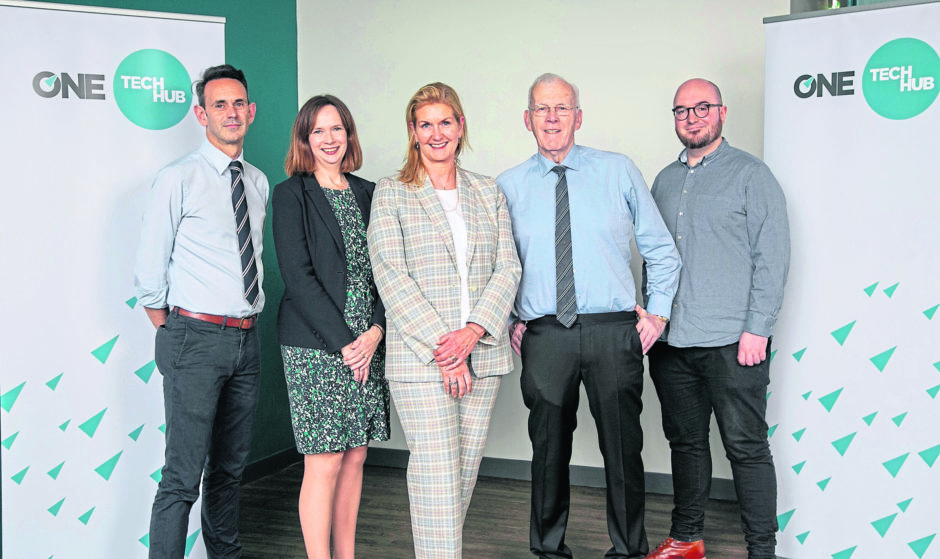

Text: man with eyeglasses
xmin=497 ymin=73 xmax=681 ymax=559
xmin=643 ymin=78 xmax=789 ymax=559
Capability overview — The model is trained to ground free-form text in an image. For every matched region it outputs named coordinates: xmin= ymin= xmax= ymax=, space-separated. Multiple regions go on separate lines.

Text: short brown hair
xmin=398 ymin=82 xmax=470 ymax=187
xmin=284 ymin=95 xmax=363 ymax=176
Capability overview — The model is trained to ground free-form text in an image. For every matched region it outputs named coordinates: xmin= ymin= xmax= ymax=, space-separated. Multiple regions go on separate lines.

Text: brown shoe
xmin=645 ymin=537 xmax=706 ymax=559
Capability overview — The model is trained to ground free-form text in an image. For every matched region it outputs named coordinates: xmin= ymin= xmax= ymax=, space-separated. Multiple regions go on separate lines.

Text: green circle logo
xmin=113 ymin=49 xmax=192 ymax=130
xmin=863 ymin=38 xmax=939 ymax=120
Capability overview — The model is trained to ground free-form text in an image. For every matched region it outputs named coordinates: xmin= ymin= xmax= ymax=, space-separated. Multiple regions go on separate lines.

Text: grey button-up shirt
xmin=646 ymin=139 xmax=790 ymax=348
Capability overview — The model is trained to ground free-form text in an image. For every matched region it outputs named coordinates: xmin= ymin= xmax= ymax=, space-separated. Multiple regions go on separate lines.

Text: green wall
xmin=34 ymin=0 xmax=299 ymax=464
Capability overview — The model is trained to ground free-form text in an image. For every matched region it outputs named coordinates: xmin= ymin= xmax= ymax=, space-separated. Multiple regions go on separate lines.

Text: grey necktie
xmin=229 ymin=161 xmax=259 ymax=306
xmin=553 ymin=165 xmax=577 ymax=328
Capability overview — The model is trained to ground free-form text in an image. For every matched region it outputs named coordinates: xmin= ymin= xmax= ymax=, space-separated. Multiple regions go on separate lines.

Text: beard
xmin=677 ymin=120 xmax=722 ymax=150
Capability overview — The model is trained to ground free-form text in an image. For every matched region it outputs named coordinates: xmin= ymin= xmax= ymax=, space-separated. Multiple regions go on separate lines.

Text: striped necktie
xmin=552 ymin=165 xmax=577 ymax=328
xmin=229 ymin=161 xmax=259 ymax=306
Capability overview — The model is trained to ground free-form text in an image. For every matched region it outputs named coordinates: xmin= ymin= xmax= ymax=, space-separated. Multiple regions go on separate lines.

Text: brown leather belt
xmin=174 ymin=307 xmax=256 ymax=330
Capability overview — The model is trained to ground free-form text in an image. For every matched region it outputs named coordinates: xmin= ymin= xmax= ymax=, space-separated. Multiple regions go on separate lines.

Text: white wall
xmin=297 ymin=0 xmax=789 ymax=477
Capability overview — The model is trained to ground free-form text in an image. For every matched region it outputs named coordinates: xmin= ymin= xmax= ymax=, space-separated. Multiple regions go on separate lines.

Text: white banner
xmin=0 ymin=3 xmax=223 ymax=557
xmin=765 ymin=3 xmax=939 ymax=558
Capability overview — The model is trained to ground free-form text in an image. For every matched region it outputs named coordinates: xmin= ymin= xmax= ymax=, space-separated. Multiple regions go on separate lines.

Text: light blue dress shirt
xmin=134 ymin=139 xmax=269 ymax=318
xmin=497 ymin=145 xmax=680 ymax=322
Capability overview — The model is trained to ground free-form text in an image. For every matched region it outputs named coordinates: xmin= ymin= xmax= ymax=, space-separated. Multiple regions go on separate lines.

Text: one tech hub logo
xmin=793 ymin=37 xmax=939 ymax=120
xmin=113 ymin=49 xmax=193 ymax=130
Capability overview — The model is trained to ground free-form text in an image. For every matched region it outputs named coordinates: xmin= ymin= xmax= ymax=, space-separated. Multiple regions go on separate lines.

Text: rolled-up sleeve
xmin=134 ymin=168 xmax=182 ymax=309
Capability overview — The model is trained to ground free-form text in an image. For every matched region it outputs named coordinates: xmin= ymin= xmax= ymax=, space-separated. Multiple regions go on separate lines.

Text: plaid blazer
xmin=367 ymin=167 xmax=521 ymax=383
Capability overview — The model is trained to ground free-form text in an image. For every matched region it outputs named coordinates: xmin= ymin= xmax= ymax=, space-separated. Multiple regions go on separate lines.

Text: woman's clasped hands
xmin=433 ymin=323 xmax=484 ymax=398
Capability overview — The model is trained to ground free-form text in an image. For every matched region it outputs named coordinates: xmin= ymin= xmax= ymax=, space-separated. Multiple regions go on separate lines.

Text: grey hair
xmin=527 ymin=73 xmax=580 ymax=108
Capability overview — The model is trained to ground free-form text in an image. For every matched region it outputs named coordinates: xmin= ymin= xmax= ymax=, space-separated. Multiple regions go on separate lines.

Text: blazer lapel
xmin=456 ymin=167 xmax=477 ymax=266
xmin=348 ymin=175 xmax=372 ymax=229
xmin=414 ymin=176 xmax=457 ymax=266
xmin=303 ymin=174 xmax=344 ymax=253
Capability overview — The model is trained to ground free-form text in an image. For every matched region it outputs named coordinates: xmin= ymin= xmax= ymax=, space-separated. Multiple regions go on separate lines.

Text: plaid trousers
xmin=389 ymin=376 xmax=501 ymax=559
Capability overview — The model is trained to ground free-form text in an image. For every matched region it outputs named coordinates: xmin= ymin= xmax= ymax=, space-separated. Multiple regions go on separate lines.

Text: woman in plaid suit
xmin=367 ymin=82 xmax=521 ymax=558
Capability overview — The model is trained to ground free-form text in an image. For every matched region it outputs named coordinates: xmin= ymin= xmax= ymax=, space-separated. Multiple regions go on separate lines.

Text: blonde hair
xmin=398 ymin=82 xmax=470 ymax=186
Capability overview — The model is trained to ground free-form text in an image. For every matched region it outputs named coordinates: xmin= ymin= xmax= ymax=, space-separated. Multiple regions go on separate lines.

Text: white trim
xmin=0 ymin=0 xmax=225 ymax=24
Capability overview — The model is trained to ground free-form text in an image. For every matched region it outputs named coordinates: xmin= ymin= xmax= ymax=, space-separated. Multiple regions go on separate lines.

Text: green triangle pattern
xmin=2 ymin=432 xmax=19 ymax=450
xmin=817 ymin=477 xmax=831 ymax=491
xmin=871 ymin=513 xmax=897 ymax=537
xmin=46 ymin=373 xmax=64 ymax=391
xmin=777 ymin=508 xmax=796 ymax=532
xmin=134 ymin=361 xmax=157 ymax=384
xmin=898 ymin=498 xmax=913 ymax=512
xmin=927 ymin=385 xmax=940 ymax=399
xmin=158 ymin=424 xmax=166 ymax=434
xmin=139 ymin=533 xmax=150 ymax=548
xmin=819 ymin=388 xmax=843 ymax=412
xmin=185 ymin=528 xmax=201 ymax=556
xmin=832 ymin=546 xmax=856 ymax=559
xmin=1 ymin=381 xmax=26 ymax=412
xmin=883 ymin=453 xmax=909 ymax=478
xmin=832 ymin=432 xmax=857 ymax=456
xmin=802 ymin=391 xmax=812 ymax=400
xmin=48 ymin=498 xmax=65 ymax=516
xmin=11 ymin=466 xmax=29 ymax=484
xmin=796 ymin=531 xmax=810 ymax=544
xmin=48 ymin=461 xmax=65 ymax=479
xmin=766 ymin=390 xmax=772 ymax=401
xmin=924 ymin=304 xmax=938 ymax=320
xmin=792 ymin=428 xmax=807 ymax=442
xmin=78 ymin=507 xmax=95 ymax=525
xmin=129 ymin=424 xmax=145 ymax=441
xmin=934 ymin=361 xmax=940 ymax=373
xmin=150 ymin=467 xmax=163 ymax=483
xmin=908 ymin=534 xmax=935 ymax=558
xmin=78 ymin=408 xmax=107 ymax=438
xmin=870 ymin=346 xmax=897 ymax=372
xmin=59 ymin=419 xmax=71 ymax=432
xmin=126 ymin=296 xmax=138 ymax=308
xmin=883 ymin=282 xmax=899 ymax=298
xmin=918 ymin=444 xmax=940 ymax=467
xmin=768 ymin=424 xmax=778 ymax=438
xmin=792 ymin=460 xmax=806 ymax=474
xmin=863 ymin=281 xmax=879 ymax=297
xmin=792 ymin=348 xmax=807 ymax=362
xmin=830 ymin=321 xmax=856 ymax=346
xmin=862 ymin=412 xmax=878 ymax=426
xmin=892 ymin=412 xmax=908 ymax=427
xmin=770 ymin=349 xmax=777 ymax=363
xmin=95 ymin=451 xmax=123 ymax=481
xmin=91 ymin=335 xmax=119 ymax=364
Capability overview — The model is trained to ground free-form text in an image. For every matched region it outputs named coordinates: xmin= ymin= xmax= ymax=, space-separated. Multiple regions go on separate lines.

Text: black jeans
xmin=648 ymin=341 xmax=778 ymax=559
xmin=149 ymin=312 xmax=261 ymax=559
xmin=522 ymin=312 xmax=648 ymax=559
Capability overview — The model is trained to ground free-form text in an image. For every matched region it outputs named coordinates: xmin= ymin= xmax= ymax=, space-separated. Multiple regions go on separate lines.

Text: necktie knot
xmin=229 ymin=160 xmax=243 ymax=174
xmin=552 ymin=165 xmax=566 ymax=177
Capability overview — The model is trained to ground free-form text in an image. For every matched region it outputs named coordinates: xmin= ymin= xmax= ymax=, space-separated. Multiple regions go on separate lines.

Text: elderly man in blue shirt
xmin=644 ymin=78 xmax=789 ymax=559
xmin=497 ymin=73 xmax=681 ymax=559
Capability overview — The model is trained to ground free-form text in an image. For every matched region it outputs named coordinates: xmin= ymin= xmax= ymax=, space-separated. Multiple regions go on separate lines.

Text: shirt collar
xmin=678 ymin=137 xmax=729 ymax=168
xmin=535 ymin=144 xmax=582 ymax=177
xmin=199 ymin=138 xmax=245 ymax=177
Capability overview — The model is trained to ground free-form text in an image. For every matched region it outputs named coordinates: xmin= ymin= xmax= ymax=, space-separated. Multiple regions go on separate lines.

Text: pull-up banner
xmin=0 ymin=2 xmax=223 ymax=557
xmin=764 ymin=2 xmax=939 ymax=558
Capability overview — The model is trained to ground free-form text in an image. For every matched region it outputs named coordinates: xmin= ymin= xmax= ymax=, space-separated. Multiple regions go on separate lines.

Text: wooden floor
xmin=239 ymin=463 xmax=748 ymax=558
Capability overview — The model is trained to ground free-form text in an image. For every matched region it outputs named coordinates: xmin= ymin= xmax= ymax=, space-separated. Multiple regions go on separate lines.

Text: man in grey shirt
xmin=643 ymin=79 xmax=789 ymax=559
xmin=135 ymin=64 xmax=268 ymax=559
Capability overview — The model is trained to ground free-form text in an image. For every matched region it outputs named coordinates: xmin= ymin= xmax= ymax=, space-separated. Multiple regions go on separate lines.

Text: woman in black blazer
xmin=272 ymin=95 xmax=389 ymax=559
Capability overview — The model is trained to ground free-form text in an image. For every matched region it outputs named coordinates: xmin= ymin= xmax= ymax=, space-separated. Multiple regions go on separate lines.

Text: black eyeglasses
xmin=672 ymin=103 xmax=722 ymax=121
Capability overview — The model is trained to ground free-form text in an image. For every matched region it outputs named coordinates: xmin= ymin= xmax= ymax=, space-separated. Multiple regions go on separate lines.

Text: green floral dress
xmin=280 ymin=186 xmax=390 ymax=454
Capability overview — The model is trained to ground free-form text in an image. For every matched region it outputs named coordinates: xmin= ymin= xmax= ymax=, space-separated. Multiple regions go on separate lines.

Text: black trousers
xmin=521 ymin=311 xmax=648 ymax=559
